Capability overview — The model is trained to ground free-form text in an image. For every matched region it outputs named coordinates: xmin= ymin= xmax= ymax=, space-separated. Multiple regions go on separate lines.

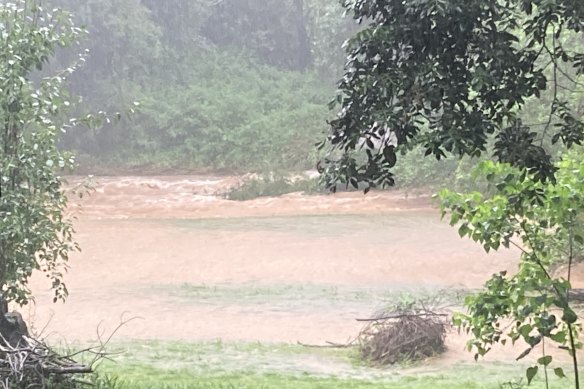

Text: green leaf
xmin=519 ymin=324 xmax=532 ymax=338
xmin=458 ymin=223 xmax=470 ymax=237
xmin=516 ymin=347 xmax=533 ymax=360
xmin=562 ymin=307 xmax=578 ymax=324
xmin=527 ymin=335 xmax=542 ymax=347
xmin=537 ymin=355 xmax=552 ymax=366
xmin=554 ymin=367 xmax=566 ymax=379
xmin=550 ymin=331 xmax=567 ymax=343
xmin=526 ymin=366 xmax=538 ymax=385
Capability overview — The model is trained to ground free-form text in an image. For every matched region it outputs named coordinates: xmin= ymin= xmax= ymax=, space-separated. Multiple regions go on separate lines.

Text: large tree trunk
xmin=0 ymin=297 xmax=28 ymax=348
xmin=291 ymin=0 xmax=313 ymax=70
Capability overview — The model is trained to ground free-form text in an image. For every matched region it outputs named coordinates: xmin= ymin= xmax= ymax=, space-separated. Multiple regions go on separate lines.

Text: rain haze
xmin=2 ymin=1 xmax=584 ymax=388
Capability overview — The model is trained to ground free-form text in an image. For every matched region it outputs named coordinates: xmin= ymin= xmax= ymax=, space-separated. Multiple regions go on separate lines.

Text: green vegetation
xmin=0 ymin=1 xmax=114 ymax=387
xmin=101 ymin=55 xmax=332 ymax=172
xmin=43 ymin=0 xmax=350 ymax=174
xmin=440 ymin=157 xmax=584 ymax=386
xmin=226 ymin=174 xmax=322 ymax=201
xmin=87 ymin=340 xmax=575 ymax=389
xmin=320 ymin=0 xmax=584 ymax=190
xmin=391 ymin=146 xmax=460 ymax=189
xmin=0 ymin=1 xmax=82 ymax=305
xmin=38 ymin=0 xmax=475 ymax=186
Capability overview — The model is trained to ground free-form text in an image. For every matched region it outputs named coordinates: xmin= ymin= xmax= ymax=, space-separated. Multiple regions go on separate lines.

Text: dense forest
xmin=46 ymin=0 xmax=354 ymax=174
xmin=48 ymin=0 xmax=584 ymax=189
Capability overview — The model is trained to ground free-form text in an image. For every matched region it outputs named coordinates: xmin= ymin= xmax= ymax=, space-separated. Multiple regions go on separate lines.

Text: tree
xmin=49 ymin=0 xmax=162 ymax=155
xmin=140 ymin=0 xmax=211 ymax=53
xmin=440 ymin=160 xmax=582 ymax=387
xmin=305 ymin=0 xmax=360 ymax=80
xmin=0 ymin=1 xmax=84 ymax=306
xmin=203 ymin=0 xmax=313 ymax=71
xmin=318 ymin=0 xmax=584 ymax=190
xmin=316 ymin=0 xmax=584 ymax=386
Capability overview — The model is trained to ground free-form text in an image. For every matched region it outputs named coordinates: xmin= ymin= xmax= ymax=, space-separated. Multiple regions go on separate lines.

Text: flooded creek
xmin=25 ymin=175 xmax=525 ymax=363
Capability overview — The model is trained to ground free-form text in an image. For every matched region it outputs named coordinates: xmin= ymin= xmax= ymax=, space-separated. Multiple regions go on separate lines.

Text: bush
xmin=226 ymin=173 xmax=323 ymax=201
xmin=66 ymin=51 xmax=333 ymax=174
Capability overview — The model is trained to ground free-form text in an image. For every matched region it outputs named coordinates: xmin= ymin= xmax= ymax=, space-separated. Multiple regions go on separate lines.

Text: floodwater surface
xmin=23 ymin=175 xmax=546 ymax=364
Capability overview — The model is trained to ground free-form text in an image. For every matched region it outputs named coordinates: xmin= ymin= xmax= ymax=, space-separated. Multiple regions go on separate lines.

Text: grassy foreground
xmin=89 ymin=340 xmax=575 ymax=389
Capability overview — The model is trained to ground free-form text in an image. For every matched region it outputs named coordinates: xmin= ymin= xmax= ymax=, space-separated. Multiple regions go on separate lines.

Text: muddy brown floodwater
xmin=23 ymin=175 xmax=583 ymax=365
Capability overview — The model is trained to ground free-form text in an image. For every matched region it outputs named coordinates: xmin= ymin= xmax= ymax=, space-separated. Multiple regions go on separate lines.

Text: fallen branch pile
xmin=0 ymin=307 xmax=137 ymax=389
xmin=358 ymin=308 xmax=449 ymax=365
xmin=0 ymin=336 xmax=97 ymax=389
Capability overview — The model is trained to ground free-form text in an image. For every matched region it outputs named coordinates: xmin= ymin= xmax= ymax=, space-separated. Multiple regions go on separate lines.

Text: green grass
xmin=91 ymin=340 xmax=576 ymax=389
xmin=95 ymin=365 xmax=579 ymax=389
xmin=93 ymin=373 xmax=513 ymax=389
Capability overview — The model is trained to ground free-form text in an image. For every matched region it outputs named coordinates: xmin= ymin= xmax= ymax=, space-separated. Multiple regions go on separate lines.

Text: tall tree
xmin=319 ymin=0 xmax=584 ymax=190
xmin=0 ymin=1 xmax=83 ymax=305
xmin=48 ymin=0 xmax=162 ymax=154
xmin=203 ymin=0 xmax=313 ymax=70
xmin=140 ymin=0 xmax=211 ymax=53
xmin=305 ymin=0 xmax=360 ymax=80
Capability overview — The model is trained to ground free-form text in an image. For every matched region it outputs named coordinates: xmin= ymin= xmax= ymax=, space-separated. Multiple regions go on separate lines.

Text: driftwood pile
xmin=0 ymin=336 xmax=93 ymax=389
xmin=0 ymin=298 xmax=96 ymax=389
xmin=358 ymin=308 xmax=448 ymax=365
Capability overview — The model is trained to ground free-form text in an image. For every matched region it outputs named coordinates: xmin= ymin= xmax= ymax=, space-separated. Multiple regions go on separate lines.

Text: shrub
xmin=226 ymin=173 xmax=323 ymax=201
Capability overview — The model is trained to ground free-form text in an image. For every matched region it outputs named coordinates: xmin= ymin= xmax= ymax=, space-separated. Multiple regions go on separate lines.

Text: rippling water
xmin=25 ymin=175 xmax=522 ymax=349
xmin=64 ymin=174 xmax=436 ymax=219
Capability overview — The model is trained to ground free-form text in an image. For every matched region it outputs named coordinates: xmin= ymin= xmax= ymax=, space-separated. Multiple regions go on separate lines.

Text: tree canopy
xmin=203 ymin=0 xmax=313 ymax=71
xmin=0 ymin=1 xmax=82 ymax=304
xmin=40 ymin=0 xmax=355 ymax=173
xmin=319 ymin=0 xmax=584 ymax=189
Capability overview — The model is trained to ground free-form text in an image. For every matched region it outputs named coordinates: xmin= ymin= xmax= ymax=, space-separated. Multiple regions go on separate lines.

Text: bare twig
xmin=356 ymin=312 xmax=448 ymax=322
xmin=297 ymin=338 xmax=358 ymax=348
xmin=0 ymin=313 xmax=139 ymax=387
xmin=89 ymin=312 xmax=143 ymax=367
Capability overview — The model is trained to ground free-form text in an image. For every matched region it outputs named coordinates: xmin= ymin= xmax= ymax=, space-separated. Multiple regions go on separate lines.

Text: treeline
xmin=47 ymin=1 xmax=583 ymax=189
xmin=47 ymin=0 xmax=355 ymax=173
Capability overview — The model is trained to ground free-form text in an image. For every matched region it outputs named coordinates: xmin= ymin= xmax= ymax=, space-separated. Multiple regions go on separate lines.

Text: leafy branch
xmin=440 ymin=159 xmax=583 ymax=387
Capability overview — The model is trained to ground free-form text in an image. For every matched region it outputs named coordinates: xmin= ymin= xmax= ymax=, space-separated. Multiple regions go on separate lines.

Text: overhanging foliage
xmin=320 ymin=0 xmax=584 ymax=189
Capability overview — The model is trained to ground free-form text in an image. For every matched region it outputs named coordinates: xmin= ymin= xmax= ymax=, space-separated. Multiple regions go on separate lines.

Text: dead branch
xmin=0 ymin=313 xmax=140 ymax=388
xmin=297 ymin=338 xmax=358 ymax=348
xmin=356 ymin=312 xmax=449 ymax=322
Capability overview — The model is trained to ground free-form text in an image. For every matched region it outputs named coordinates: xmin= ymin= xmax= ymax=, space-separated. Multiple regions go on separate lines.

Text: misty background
xmin=43 ymin=0 xmax=580 ymax=190
xmin=44 ymin=0 xmax=354 ymax=175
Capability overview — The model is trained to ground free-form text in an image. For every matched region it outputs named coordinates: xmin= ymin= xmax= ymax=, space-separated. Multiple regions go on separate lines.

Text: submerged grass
xmin=166 ymin=212 xmax=442 ymax=239
xmin=160 ymin=283 xmax=468 ymax=313
xmin=226 ymin=175 xmax=324 ymax=201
